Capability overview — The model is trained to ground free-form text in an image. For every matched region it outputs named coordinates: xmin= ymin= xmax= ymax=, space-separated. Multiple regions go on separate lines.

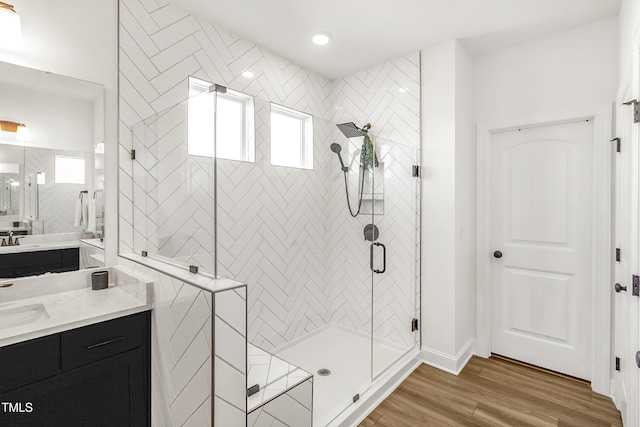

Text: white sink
xmin=0 ymin=303 xmax=49 ymax=329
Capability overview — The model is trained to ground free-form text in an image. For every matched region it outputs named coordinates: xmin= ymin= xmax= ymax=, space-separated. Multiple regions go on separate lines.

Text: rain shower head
xmin=336 ymin=122 xmax=370 ymax=139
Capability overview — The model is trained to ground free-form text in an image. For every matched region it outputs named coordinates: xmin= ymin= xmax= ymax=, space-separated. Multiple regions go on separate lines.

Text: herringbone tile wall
xmin=119 ymin=3 xmax=420 ymax=423
xmin=330 ymin=54 xmax=421 ymax=146
xmin=24 ymin=148 xmax=89 ymax=234
xmin=326 ymin=56 xmax=421 ymax=350
xmin=138 ymin=266 xmax=215 ymax=427
xmin=120 ymin=258 xmax=248 ymax=427
xmin=248 ymin=378 xmax=313 ymax=427
xmin=130 ymin=102 xmax=217 ymax=272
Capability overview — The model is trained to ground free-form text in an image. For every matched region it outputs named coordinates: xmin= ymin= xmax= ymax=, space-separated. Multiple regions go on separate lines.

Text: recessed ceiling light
xmin=242 ymin=70 xmax=254 ymax=78
xmin=312 ymin=32 xmax=332 ymax=46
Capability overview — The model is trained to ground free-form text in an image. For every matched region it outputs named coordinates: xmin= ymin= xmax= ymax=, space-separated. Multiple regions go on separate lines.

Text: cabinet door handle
xmin=85 ymin=336 xmax=125 ymax=350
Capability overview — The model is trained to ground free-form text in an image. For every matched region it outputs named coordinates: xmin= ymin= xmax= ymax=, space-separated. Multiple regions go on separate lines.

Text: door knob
xmin=493 ymin=251 xmax=503 ymax=259
xmin=615 ymin=283 xmax=627 ymax=293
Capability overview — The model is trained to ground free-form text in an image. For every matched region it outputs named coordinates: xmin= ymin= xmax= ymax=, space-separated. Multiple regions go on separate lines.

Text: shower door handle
xmin=370 ymin=242 xmax=386 ymax=274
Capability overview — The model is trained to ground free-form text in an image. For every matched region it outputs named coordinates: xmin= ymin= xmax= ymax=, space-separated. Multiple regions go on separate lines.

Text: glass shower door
xmin=371 ymin=137 xmax=420 ymax=380
xmin=130 ymin=81 xmax=218 ymax=275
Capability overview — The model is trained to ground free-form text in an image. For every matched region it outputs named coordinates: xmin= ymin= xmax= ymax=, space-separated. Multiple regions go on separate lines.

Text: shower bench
xmin=247 ymin=343 xmax=313 ymax=426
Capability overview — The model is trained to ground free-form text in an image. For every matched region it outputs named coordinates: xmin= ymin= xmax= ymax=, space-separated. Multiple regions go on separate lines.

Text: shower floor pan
xmin=274 ymin=324 xmax=408 ymax=427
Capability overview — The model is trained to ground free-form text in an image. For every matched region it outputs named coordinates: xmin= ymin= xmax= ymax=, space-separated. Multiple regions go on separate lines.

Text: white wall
xmin=454 ymin=45 xmax=476 ymax=352
xmin=619 ymin=0 xmax=640 ymax=80
xmin=421 ymin=42 xmax=457 ymax=358
xmin=0 ymin=145 xmax=24 ymax=164
xmin=421 ymin=41 xmax=475 ymax=370
xmin=0 ymin=0 xmax=118 ymax=263
xmin=423 ymin=17 xmax=619 ymax=374
xmin=0 ymin=82 xmax=95 ymax=152
xmin=473 ymin=17 xmax=618 ymax=122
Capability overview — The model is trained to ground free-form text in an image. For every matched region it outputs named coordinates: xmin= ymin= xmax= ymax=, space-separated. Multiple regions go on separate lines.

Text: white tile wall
xmin=330 ymin=54 xmax=421 ymax=146
xmin=214 ymin=287 xmax=247 ymax=426
xmin=119 ymin=258 xmax=247 ymax=427
xmin=24 ymin=148 xmax=90 ymax=234
xmin=119 ymin=4 xmax=420 ymax=423
xmin=247 ymin=378 xmax=313 ymax=427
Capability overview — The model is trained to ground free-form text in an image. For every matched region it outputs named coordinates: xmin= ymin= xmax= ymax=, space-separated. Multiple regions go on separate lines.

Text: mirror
xmin=0 ymin=61 xmax=105 ymax=238
xmin=0 ymin=162 xmax=20 ymax=217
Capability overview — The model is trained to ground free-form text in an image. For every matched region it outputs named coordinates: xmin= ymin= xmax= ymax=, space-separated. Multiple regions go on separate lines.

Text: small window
xmin=187 ymin=77 xmax=255 ymax=162
xmin=270 ymin=103 xmax=313 ymax=170
xmin=55 ymin=155 xmax=85 ymax=184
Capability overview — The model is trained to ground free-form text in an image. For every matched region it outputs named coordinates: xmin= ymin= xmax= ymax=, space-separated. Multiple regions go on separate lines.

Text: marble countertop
xmin=80 ymin=238 xmax=105 ymax=249
xmin=0 ymin=240 xmax=79 ymax=254
xmin=0 ymin=267 xmax=153 ymax=348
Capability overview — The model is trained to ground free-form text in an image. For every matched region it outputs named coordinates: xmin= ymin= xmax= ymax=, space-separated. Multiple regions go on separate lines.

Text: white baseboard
xmin=420 ymin=339 xmax=476 ymax=375
xmin=331 ymin=341 xmax=477 ymax=426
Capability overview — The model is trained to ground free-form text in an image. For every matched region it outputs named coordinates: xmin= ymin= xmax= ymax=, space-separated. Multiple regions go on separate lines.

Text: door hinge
xmin=633 ymin=274 xmax=640 ymax=297
xmin=623 ymin=99 xmax=640 ymax=123
xmin=611 ymin=137 xmax=621 ymax=153
xmin=130 ymin=149 xmax=136 ymax=160
xmin=412 ymin=165 xmax=421 ymax=177
xmin=616 ymin=248 xmax=621 ymax=262
xmin=615 ymin=356 xmax=621 ymax=371
xmin=411 ymin=318 xmax=419 ymax=332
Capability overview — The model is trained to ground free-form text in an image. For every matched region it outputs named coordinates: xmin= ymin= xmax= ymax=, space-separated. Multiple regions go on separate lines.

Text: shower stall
xmin=129 ymin=82 xmax=420 ymax=426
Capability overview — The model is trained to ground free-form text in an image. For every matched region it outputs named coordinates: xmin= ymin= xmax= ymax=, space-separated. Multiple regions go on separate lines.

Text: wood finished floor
xmin=359 ymin=356 xmax=622 ymax=427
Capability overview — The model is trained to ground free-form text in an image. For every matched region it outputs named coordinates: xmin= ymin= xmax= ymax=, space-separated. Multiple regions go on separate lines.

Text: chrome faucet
xmin=1 ymin=231 xmax=19 ymax=246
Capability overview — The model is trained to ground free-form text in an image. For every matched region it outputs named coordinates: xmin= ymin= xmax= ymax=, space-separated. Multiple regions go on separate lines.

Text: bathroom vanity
xmin=0 ymin=246 xmax=79 ymax=278
xmin=0 ymin=312 xmax=150 ymax=426
xmin=0 ymin=268 xmax=152 ymax=426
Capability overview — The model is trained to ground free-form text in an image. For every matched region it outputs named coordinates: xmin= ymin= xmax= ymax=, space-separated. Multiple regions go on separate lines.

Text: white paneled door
xmin=490 ymin=120 xmax=594 ymax=380
xmin=613 ymin=80 xmax=640 ymax=426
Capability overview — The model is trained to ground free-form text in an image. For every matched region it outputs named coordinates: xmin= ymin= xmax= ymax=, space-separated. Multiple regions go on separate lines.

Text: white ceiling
xmin=170 ymin=0 xmax=621 ymax=80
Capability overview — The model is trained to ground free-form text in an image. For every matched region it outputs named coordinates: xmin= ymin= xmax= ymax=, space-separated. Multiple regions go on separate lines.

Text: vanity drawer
xmin=61 ymin=311 xmax=149 ymax=371
xmin=0 ymin=335 xmax=61 ymax=393
xmin=61 ymin=247 xmax=80 ymax=269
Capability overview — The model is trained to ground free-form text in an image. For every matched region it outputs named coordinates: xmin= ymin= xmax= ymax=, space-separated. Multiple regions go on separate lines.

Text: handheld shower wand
xmin=330 ymin=143 xmax=348 ymax=172
xmin=333 ymin=122 xmax=374 ymax=217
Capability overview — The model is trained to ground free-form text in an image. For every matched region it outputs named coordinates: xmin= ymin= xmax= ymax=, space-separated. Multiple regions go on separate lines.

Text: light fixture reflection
xmin=0 ymin=120 xmax=30 ymax=141
xmin=15 ymin=123 xmax=29 ymax=140
xmin=0 ymin=2 xmax=22 ymax=50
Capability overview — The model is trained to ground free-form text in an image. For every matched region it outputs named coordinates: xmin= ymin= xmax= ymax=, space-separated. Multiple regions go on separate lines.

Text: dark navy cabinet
xmin=0 ymin=248 xmax=79 ymax=278
xmin=0 ymin=311 xmax=151 ymax=426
